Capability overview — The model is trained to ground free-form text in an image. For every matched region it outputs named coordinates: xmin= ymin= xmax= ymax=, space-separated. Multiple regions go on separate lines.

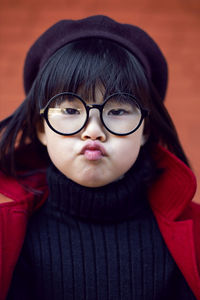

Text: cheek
xmin=45 ymin=133 xmax=74 ymax=166
xmin=110 ymin=133 xmax=144 ymax=171
xmin=116 ymin=141 xmax=140 ymax=165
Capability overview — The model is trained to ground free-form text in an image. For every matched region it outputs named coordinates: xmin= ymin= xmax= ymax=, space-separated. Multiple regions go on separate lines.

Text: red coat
xmin=0 ymin=146 xmax=200 ymax=300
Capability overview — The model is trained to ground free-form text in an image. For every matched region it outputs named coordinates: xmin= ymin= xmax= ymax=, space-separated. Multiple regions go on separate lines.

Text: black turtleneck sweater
xmin=7 ymin=159 xmax=195 ymax=300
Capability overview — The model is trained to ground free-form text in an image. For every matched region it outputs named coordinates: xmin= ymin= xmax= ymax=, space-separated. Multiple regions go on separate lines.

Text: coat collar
xmin=0 ymin=145 xmax=197 ymax=220
xmin=149 ymin=145 xmax=197 ymax=221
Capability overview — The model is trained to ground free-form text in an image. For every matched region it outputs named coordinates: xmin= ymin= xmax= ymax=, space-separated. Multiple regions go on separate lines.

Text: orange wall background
xmin=0 ymin=0 xmax=200 ymax=202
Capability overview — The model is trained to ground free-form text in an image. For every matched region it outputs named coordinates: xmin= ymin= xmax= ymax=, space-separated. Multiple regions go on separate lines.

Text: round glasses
xmin=40 ymin=92 xmax=149 ymax=136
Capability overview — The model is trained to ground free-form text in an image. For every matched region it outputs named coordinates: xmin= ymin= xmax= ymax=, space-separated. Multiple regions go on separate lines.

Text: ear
xmin=36 ymin=121 xmax=47 ymax=146
xmin=140 ymin=134 xmax=148 ymax=146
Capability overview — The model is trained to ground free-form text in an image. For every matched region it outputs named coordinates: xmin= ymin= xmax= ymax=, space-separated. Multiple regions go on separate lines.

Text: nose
xmin=81 ymin=109 xmax=106 ymax=141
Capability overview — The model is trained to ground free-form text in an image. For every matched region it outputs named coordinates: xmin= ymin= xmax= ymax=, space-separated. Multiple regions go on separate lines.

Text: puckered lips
xmin=80 ymin=141 xmax=107 ymax=161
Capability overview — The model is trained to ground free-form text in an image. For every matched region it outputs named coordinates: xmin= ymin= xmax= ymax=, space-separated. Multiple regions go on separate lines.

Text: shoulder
xmin=0 ymin=169 xmax=48 ymax=212
xmin=0 ymin=170 xmax=48 ymax=300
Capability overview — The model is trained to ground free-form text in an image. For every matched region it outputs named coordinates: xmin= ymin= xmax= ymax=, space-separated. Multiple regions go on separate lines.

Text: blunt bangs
xmin=32 ymin=38 xmax=151 ymax=110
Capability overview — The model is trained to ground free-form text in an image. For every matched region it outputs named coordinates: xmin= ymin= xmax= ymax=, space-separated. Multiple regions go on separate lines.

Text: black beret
xmin=24 ymin=15 xmax=168 ymax=100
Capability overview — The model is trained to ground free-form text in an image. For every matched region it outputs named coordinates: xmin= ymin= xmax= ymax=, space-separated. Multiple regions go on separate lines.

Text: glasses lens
xmin=102 ymin=94 xmax=142 ymax=134
xmin=47 ymin=94 xmax=86 ymax=134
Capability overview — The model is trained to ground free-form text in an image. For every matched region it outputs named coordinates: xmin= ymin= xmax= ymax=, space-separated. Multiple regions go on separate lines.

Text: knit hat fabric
xmin=23 ymin=15 xmax=168 ymax=101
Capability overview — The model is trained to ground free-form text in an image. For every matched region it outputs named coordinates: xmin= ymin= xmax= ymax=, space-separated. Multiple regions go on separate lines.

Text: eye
xmin=108 ymin=109 xmax=129 ymax=116
xmin=61 ymin=108 xmax=80 ymax=115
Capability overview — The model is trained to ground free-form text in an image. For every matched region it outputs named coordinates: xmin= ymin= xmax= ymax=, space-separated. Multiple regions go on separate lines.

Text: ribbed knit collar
xmin=46 ymin=158 xmax=153 ymax=222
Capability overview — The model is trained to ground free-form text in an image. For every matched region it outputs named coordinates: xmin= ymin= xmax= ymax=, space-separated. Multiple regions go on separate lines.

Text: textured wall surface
xmin=0 ymin=0 xmax=199 ymax=202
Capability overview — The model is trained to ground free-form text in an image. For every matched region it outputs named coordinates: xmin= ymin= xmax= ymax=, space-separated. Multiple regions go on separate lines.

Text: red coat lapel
xmin=155 ymin=212 xmax=200 ymax=299
xmin=149 ymin=146 xmax=200 ymax=299
xmin=0 ymin=171 xmax=48 ymax=300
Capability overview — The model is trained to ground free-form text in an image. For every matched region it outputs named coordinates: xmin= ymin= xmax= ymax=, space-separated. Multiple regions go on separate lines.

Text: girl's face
xmin=37 ymin=92 xmax=146 ymax=187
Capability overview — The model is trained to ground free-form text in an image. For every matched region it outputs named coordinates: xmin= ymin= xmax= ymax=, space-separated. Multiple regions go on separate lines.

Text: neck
xmin=46 ymin=148 xmax=158 ymax=222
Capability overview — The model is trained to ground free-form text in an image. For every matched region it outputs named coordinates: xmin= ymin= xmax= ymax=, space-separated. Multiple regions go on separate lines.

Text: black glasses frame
xmin=40 ymin=92 xmax=149 ymax=136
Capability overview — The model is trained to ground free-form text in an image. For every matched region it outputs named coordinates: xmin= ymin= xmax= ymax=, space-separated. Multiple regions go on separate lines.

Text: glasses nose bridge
xmin=87 ymin=103 xmax=103 ymax=117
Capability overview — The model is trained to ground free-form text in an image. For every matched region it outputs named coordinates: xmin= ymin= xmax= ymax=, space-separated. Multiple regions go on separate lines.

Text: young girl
xmin=0 ymin=15 xmax=199 ymax=300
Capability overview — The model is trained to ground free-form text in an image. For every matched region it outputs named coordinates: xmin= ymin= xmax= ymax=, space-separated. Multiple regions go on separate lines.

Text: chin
xmin=74 ymin=176 xmax=112 ymax=188
xmin=78 ymin=180 xmax=106 ymax=188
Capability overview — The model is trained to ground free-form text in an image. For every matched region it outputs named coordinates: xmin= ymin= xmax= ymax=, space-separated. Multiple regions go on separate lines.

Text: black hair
xmin=0 ymin=38 xmax=189 ymax=177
